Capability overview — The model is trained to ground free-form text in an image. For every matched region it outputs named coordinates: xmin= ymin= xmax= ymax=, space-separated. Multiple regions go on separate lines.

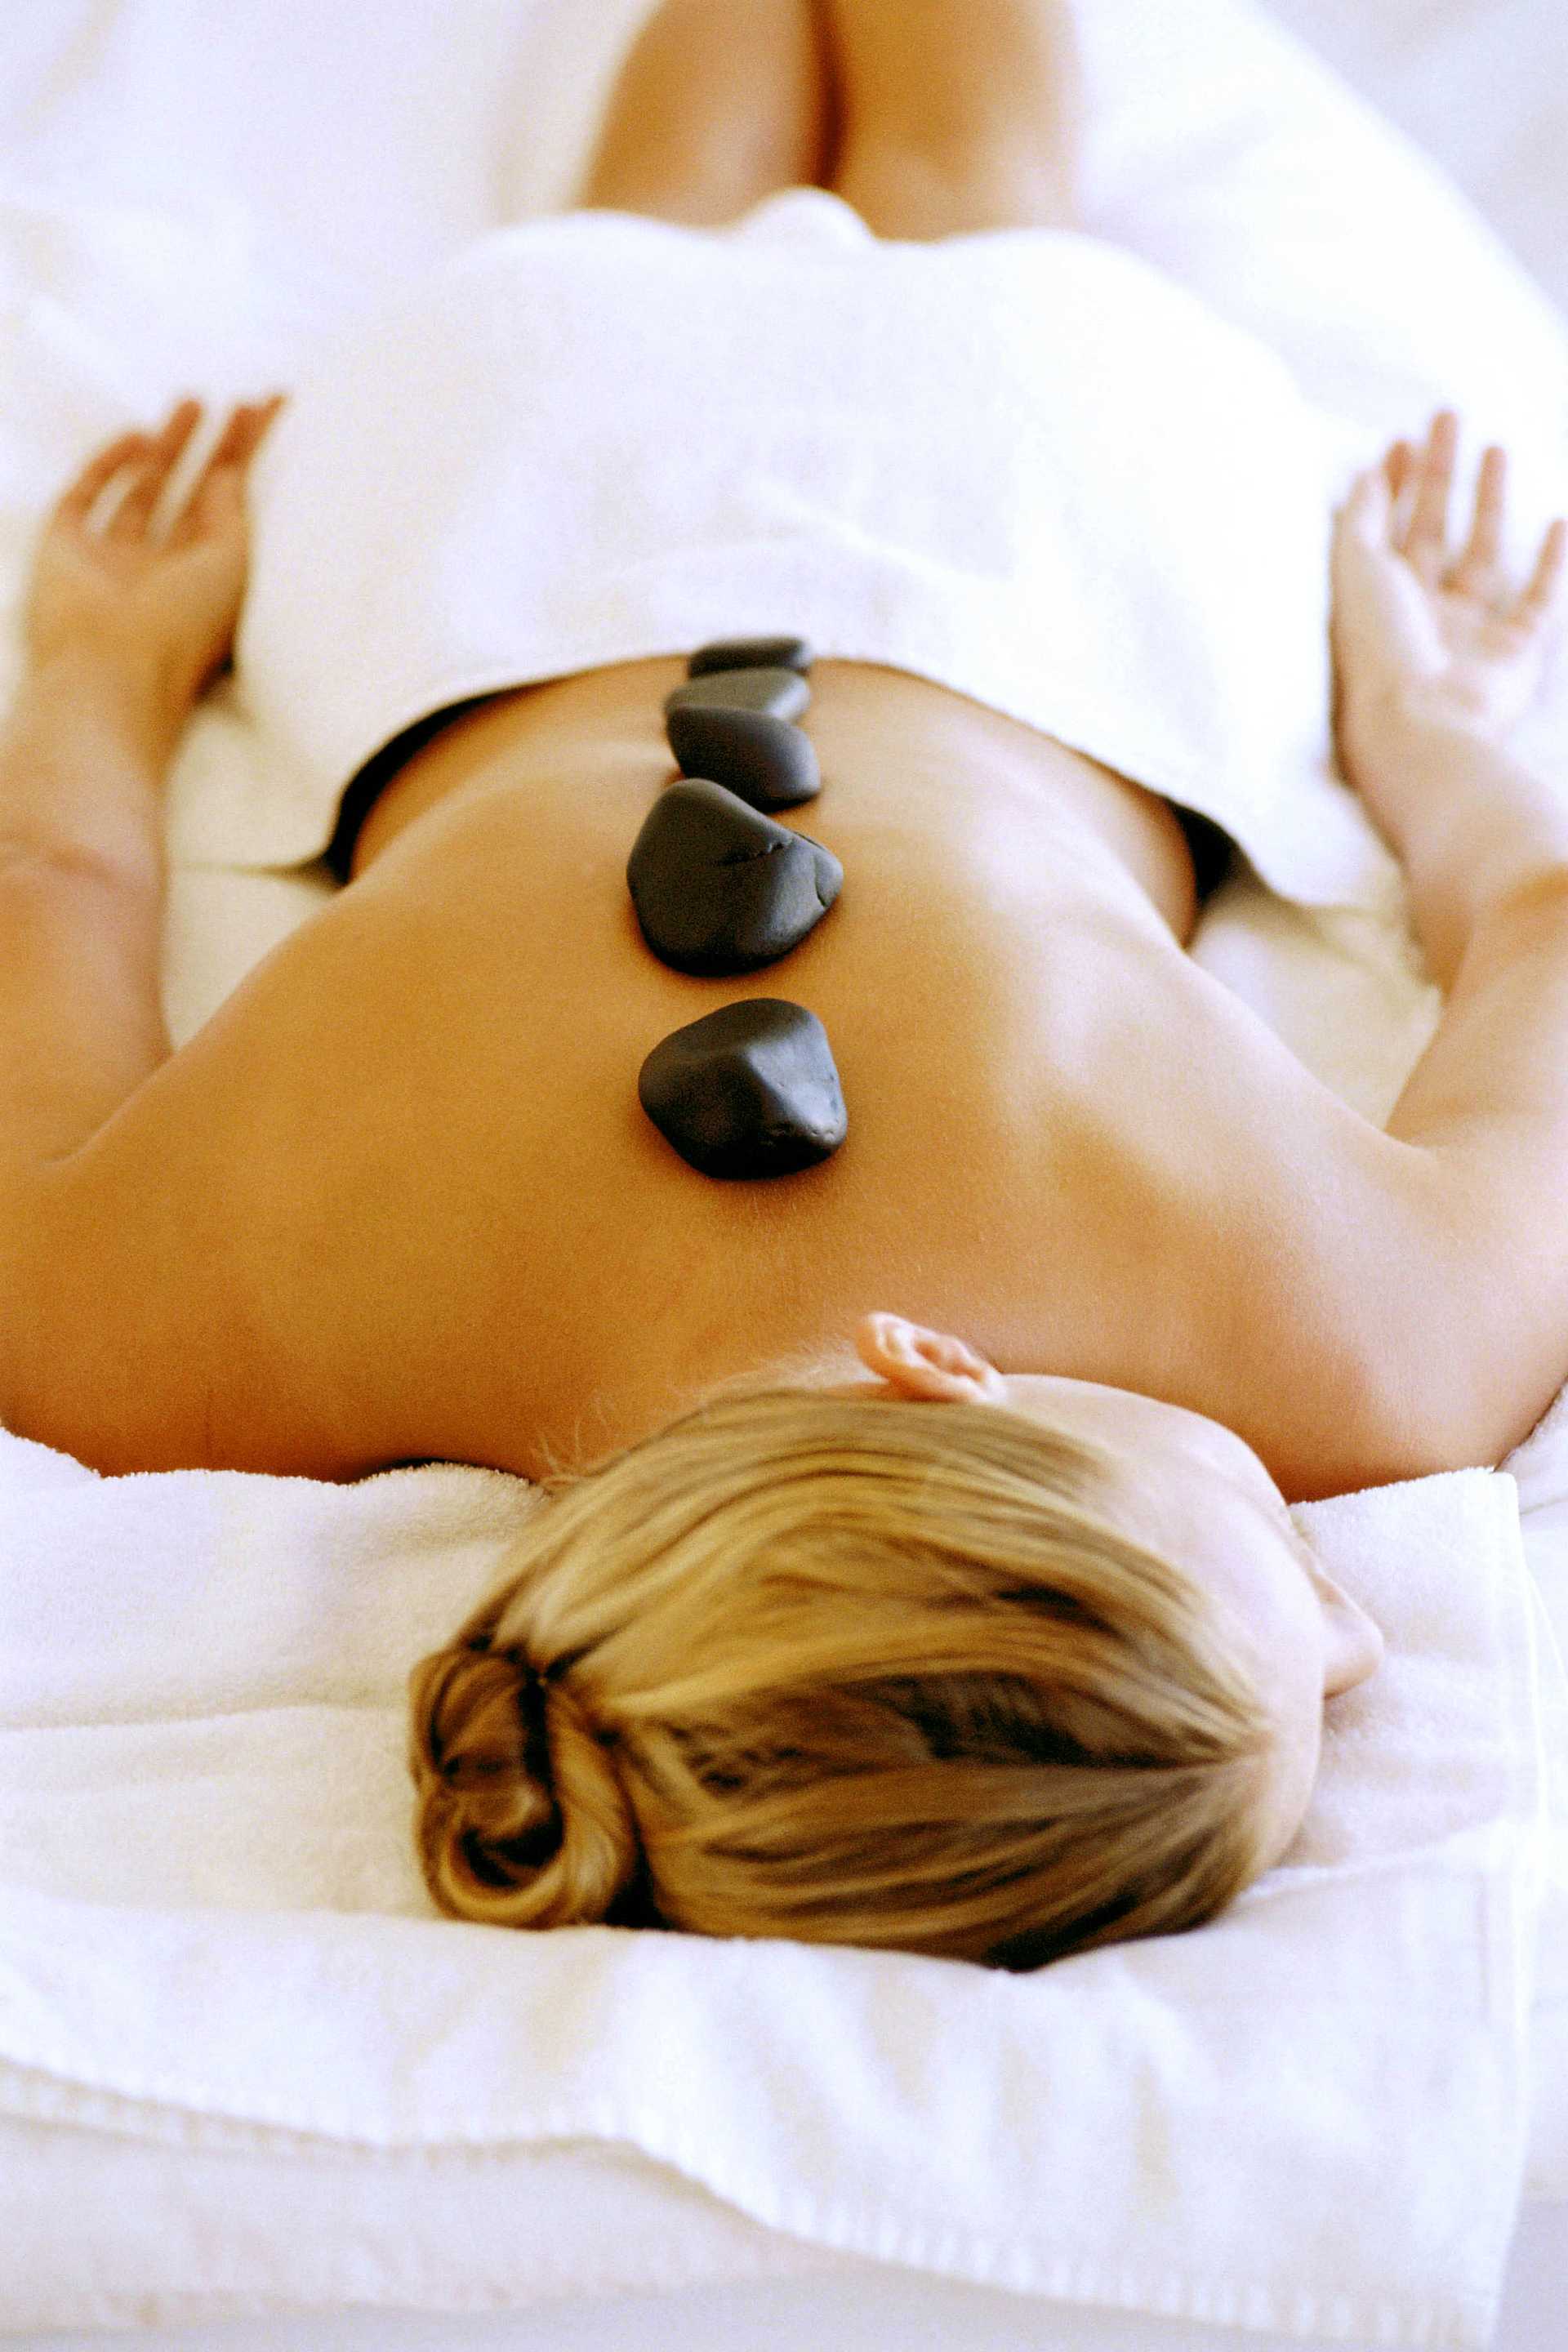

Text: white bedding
xmin=4 ymin=2 xmax=1568 ymax=2345
xmin=0 ymin=1432 xmax=1557 ymax=2345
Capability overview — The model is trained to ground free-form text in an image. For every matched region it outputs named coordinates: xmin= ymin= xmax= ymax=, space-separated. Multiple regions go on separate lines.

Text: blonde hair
xmin=408 ymin=1383 xmax=1281 ymax=1971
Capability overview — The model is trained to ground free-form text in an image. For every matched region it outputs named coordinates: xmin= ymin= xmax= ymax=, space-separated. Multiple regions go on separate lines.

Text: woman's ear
xmin=853 ymin=1313 xmax=1007 ymax=1403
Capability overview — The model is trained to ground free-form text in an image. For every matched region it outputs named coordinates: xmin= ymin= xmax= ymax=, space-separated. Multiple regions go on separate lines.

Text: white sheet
xmin=3 ymin=0 xmax=1568 ymax=2342
xmin=1259 ymin=0 xmax=1568 ymax=327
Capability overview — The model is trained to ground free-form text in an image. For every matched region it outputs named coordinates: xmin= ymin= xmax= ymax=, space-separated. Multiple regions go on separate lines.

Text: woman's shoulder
xmin=7 ymin=883 xmax=476 ymax=1477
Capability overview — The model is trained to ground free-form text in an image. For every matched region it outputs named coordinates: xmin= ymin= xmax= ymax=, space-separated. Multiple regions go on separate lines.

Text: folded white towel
xmin=0 ymin=1426 xmax=1551 ymax=2348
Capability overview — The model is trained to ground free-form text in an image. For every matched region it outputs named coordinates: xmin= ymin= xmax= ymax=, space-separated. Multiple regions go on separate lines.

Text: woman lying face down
xmin=7 ymin=2 xmax=1564 ymax=1979
xmin=6 ymin=408 xmax=1553 ymax=1983
xmin=409 ymin=1312 xmax=1383 ymax=1972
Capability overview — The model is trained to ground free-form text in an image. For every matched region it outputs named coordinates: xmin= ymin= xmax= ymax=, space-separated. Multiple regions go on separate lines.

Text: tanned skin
xmin=2 ymin=2 xmax=1567 ymax=1503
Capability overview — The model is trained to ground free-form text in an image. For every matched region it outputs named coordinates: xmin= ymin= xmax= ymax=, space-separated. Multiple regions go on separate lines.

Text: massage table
xmin=3 ymin=2 xmax=1568 ymax=2345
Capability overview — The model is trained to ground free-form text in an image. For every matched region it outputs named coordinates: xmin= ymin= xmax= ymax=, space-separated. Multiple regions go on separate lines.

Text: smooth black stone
xmin=688 ymin=635 xmax=814 ymax=681
xmin=639 ymin=1000 xmax=847 ymax=1179
xmin=626 ymin=779 xmax=842 ymax=977
xmin=664 ymin=666 xmax=811 ymax=725
xmin=666 ymin=704 xmax=822 ymax=811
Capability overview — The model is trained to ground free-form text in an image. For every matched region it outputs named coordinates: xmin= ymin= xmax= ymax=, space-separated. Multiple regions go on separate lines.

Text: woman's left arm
xmin=0 ymin=398 xmax=283 ymax=1171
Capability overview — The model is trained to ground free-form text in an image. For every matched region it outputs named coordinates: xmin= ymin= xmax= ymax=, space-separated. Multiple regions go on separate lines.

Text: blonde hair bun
xmin=409 ymin=1638 xmax=647 ymax=1930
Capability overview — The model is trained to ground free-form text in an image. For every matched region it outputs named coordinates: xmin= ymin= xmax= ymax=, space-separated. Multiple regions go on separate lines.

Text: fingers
xmin=1360 ymin=409 xmax=1566 ymax=630
xmin=56 ymin=392 xmax=287 ymax=540
xmin=1518 ymin=516 xmax=1568 ymax=626
xmin=1341 ymin=417 xmax=1458 ymax=554
xmin=204 ymin=393 xmax=286 ymax=470
xmin=167 ymin=395 xmax=285 ymax=543
xmin=1398 ymin=408 xmax=1458 ymax=582
xmin=51 ymin=429 xmax=157 ymax=528
xmin=1450 ymin=442 xmax=1508 ymax=596
xmin=105 ymin=398 xmax=204 ymax=540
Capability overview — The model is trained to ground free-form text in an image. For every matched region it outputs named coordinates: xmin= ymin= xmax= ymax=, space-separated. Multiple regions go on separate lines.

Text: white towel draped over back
xmin=227 ymin=189 xmax=1401 ymax=915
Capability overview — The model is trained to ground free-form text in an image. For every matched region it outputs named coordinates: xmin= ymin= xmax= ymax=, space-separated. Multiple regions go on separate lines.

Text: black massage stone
xmin=666 ymin=702 xmax=822 ymax=811
xmin=688 ymin=635 xmax=815 ymax=681
xmin=627 ymin=778 xmax=842 ymax=976
xmin=664 ymin=666 xmax=811 ymax=725
xmin=638 ymin=1000 xmax=847 ymax=1179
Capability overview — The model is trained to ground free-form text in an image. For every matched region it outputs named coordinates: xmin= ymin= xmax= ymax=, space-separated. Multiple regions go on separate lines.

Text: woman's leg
xmin=822 ymin=0 xmax=1083 ymax=240
xmin=576 ymin=0 xmax=831 ymax=227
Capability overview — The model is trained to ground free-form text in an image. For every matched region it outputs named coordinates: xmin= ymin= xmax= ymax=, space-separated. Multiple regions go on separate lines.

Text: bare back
xmin=23 ymin=656 xmax=1428 ymax=1502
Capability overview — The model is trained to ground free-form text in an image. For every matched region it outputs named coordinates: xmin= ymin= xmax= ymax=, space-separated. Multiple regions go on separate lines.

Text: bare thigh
xmin=577 ymin=0 xmax=1084 ymax=243
xmin=576 ymin=0 xmax=831 ymax=228
xmin=822 ymin=0 xmax=1084 ymax=238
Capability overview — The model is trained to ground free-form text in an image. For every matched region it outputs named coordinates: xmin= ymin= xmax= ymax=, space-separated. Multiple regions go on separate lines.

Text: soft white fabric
xmin=228 ymin=193 xmax=1397 ymax=914
xmin=1490 ymin=1382 xmax=1568 ymax=2207
xmin=1230 ymin=0 xmax=1568 ymax=327
xmin=2 ymin=0 xmax=1568 ymax=2340
xmin=0 ymin=1428 xmax=1552 ymax=2352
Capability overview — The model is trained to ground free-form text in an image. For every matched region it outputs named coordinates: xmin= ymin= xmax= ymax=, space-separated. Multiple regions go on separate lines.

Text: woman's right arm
xmin=1331 ymin=415 xmax=1568 ymax=1465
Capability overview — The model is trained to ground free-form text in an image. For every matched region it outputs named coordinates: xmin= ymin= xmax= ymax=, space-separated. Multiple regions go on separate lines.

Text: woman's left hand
xmin=23 ymin=393 xmax=287 ymax=730
xmin=1330 ymin=408 xmax=1566 ymax=764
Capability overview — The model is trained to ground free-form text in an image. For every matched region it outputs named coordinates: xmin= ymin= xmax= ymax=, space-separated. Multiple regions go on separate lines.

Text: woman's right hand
xmin=24 ymin=394 xmax=287 ymax=733
xmin=1330 ymin=408 xmax=1566 ymax=771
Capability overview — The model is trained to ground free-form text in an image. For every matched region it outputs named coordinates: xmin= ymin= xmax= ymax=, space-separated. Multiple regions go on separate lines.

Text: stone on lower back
xmin=638 ymin=999 xmax=847 ymax=1178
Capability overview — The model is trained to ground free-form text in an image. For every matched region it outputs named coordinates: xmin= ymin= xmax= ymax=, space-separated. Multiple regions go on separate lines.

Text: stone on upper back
xmin=666 ymin=704 xmax=822 ymax=810
xmin=664 ymin=666 xmax=811 ymax=724
xmin=687 ymin=635 xmax=815 ymax=680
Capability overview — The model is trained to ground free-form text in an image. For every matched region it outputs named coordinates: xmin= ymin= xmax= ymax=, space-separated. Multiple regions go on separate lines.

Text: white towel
xmin=0 ymin=1424 xmax=1552 ymax=2348
xmin=215 ymin=190 xmax=1409 ymax=915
